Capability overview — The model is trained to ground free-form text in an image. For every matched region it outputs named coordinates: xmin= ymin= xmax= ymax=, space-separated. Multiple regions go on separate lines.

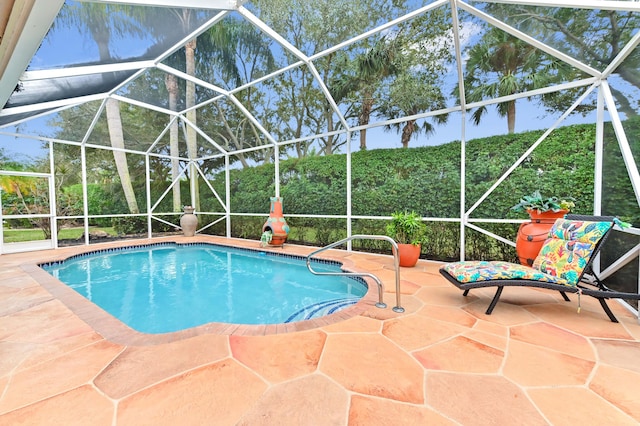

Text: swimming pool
xmin=41 ymin=243 xmax=368 ymax=334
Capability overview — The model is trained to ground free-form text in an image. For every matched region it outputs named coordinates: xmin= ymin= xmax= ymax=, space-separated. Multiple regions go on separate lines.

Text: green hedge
xmin=207 ymin=119 xmax=639 ymax=261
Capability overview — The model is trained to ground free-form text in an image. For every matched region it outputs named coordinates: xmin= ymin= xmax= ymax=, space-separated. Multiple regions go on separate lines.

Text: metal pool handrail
xmin=305 ymin=235 xmax=404 ymax=313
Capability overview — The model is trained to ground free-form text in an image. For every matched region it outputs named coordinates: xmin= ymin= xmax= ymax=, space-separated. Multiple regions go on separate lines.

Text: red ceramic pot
xmin=516 ymin=209 xmax=568 ymax=266
xmin=397 ymin=243 xmax=421 ymax=267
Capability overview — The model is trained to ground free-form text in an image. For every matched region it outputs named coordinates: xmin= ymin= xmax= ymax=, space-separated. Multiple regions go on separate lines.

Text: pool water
xmin=41 ymin=243 xmax=367 ymax=333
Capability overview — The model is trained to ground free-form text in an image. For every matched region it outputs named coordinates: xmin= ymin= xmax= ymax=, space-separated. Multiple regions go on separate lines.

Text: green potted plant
xmin=386 ymin=210 xmax=426 ymax=267
xmin=511 ymin=190 xmax=575 ymax=216
xmin=511 ymin=191 xmax=576 ymax=266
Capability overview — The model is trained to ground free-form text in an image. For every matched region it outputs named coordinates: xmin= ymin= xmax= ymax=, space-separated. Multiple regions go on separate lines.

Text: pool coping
xmin=21 ymin=236 xmax=382 ymax=345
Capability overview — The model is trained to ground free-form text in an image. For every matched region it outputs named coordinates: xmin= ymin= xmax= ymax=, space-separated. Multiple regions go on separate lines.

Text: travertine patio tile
xmin=395 ymin=278 xmax=421 ymax=294
xmin=496 ymin=286 xmax=562 ymax=306
xmin=591 ymin=338 xmax=640 ymax=374
xmin=620 ymin=317 xmax=640 ymax=340
xmin=345 ymin=258 xmax=386 ymax=271
xmin=373 ymin=267 xmax=403 ymax=284
xmin=0 ymin=285 xmax=54 ymax=316
xmin=462 ymin=296 xmax=540 ymax=326
xmin=510 ymin=322 xmax=595 ymax=361
xmin=1 ymin=269 xmax=36 ymax=283
xmin=0 ymin=375 xmax=7 ymax=398
xmin=348 ymin=394 xmax=455 ymax=425
xmin=422 ymin=261 xmax=447 ymax=273
xmin=472 ymin=318 xmax=509 ymax=337
xmin=503 ymin=340 xmax=594 ymax=386
xmin=426 ymin=372 xmax=547 ymax=425
xmin=384 ymin=293 xmax=422 ymax=315
xmin=528 ymin=387 xmax=638 ymax=426
xmin=320 ymin=333 xmax=424 ymax=404
xmin=0 ymin=299 xmax=94 ymax=343
xmin=0 ymin=341 xmax=38 ymax=377
xmin=2 ymin=238 xmax=640 ymax=425
xmin=229 ymin=330 xmax=325 ymax=383
xmin=526 ymin=304 xmax=635 ymax=339
xmin=361 ymin=303 xmax=407 ymax=321
xmin=416 ymin=304 xmax=478 ymax=328
xmin=0 ymin=267 xmax=21 ymax=276
xmin=383 ymin=314 xmax=466 ymax=351
xmin=0 ymin=331 xmax=104 ymax=376
xmin=322 ymin=314 xmax=382 ymax=333
xmin=237 ymin=374 xmax=348 ymax=425
xmin=117 ymin=360 xmax=267 ymax=426
xmin=462 ymin=329 xmax=507 ymax=351
xmin=415 ymin=285 xmax=473 ymax=307
xmin=0 ymin=285 xmax=21 ymax=306
xmin=414 ymin=335 xmax=504 ymax=373
xmin=0 ymin=340 xmax=122 ymax=414
xmin=0 ymin=385 xmax=114 ymax=426
xmin=399 ymin=269 xmax=439 ymax=288
xmin=590 ymin=364 xmax=640 ymax=421
xmin=95 ymin=334 xmax=230 ymax=399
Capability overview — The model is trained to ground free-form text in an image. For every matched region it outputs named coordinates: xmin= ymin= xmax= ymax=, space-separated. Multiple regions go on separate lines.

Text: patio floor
xmin=1 ymin=236 xmax=640 ymax=425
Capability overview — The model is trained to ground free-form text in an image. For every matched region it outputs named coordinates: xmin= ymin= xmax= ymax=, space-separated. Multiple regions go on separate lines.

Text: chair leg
xmin=485 ymin=286 xmax=504 ymax=315
xmin=463 ymin=289 xmax=470 ymax=296
xmin=597 ymin=298 xmax=619 ymax=323
xmin=559 ymin=291 xmax=570 ymax=302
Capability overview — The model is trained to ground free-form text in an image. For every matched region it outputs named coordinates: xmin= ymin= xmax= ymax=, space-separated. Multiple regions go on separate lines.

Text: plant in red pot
xmin=386 ymin=211 xmax=426 ymax=267
xmin=511 ymin=191 xmax=575 ymax=266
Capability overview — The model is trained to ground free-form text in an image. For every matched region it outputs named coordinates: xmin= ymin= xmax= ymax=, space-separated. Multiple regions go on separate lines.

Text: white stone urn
xmin=180 ymin=206 xmax=198 ymax=237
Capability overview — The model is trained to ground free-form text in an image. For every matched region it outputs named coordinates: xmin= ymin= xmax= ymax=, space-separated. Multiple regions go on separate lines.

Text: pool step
xmin=286 ymin=298 xmax=358 ymax=322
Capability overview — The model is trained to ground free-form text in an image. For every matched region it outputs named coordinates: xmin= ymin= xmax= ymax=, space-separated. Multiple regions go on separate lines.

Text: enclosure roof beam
xmin=481 ymin=0 xmax=640 ymax=12
xmin=81 ymin=0 xmax=247 ymax=10
xmin=0 ymin=94 xmax=106 ymax=118
xmin=0 ymin=0 xmax=64 ymax=111
xmin=21 ymin=61 xmax=156 ymax=81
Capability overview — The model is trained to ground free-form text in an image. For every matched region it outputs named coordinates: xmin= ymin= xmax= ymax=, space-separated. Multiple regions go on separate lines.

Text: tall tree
xmin=55 ymin=3 xmax=141 ymax=213
xmin=164 ymin=73 xmax=182 ymax=211
xmin=378 ymin=7 xmax=453 ymax=147
xmin=485 ymin=6 xmax=640 ymax=117
xmin=254 ymin=0 xmax=400 ymax=157
xmin=197 ymin=18 xmax=276 ymax=168
xmin=462 ymin=28 xmax=568 ymax=133
xmin=382 ymin=73 xmax=448 ymax=148
xmin=330 ymin=36 xmax=398 ymax=150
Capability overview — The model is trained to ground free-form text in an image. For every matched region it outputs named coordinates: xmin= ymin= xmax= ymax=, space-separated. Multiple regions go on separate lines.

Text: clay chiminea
xmin=262 ymin=197 xmax=290 ymax=246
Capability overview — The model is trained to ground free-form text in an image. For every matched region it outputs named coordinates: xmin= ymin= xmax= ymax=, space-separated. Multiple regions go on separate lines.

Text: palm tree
xmin=382 ymin=72 xmax=448 ymax=148
xmin=160 ymin=13 xmax=254 ymax=209
xmin=331 ymin=37 xmax=398 ymax=150
xmin=462 ymin=28 xmax=568 ymax=134
xmin=201 ymin=19 xmax=276 ymax=166
xmin=164 ymin=72 xmax=182 ymax=211
xmin=485 ymin=5 xmax=640 ymax=117
xmin=56 ymin=4 xmax=141 ymax=213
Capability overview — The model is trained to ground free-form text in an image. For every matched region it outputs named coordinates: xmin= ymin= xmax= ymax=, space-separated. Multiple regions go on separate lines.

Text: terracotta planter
xmin=180 ymin=206 xmax=198 ymax=237
xmin=397 ymin=243 xmax=421 ymax=267
xmin=262 ymin=197 xmax=290 ymax=246
xmin=516 ymin=209 xmax=568 ymax=266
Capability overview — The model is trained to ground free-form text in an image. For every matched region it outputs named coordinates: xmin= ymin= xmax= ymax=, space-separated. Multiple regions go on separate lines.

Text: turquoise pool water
xmin=41 ymin=243 xmax=367 ymax=333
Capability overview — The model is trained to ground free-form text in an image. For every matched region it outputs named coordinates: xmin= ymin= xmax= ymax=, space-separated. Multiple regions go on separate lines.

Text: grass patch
xmin=2 ymin=227 xmax=117 ymax=243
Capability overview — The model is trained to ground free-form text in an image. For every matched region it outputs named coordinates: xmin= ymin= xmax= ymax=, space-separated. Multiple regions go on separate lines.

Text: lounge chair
xmin=439 ymin=215 xmax=639 ymax=322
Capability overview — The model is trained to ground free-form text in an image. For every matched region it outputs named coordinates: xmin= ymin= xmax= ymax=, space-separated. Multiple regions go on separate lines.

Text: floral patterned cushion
xmin=442 ymin=219 xmax=612 ymax=288
xmin=532 ymin=219 xmax=613 ymax=286
xmin=443 ymin=260 xmax=568 ymax=285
